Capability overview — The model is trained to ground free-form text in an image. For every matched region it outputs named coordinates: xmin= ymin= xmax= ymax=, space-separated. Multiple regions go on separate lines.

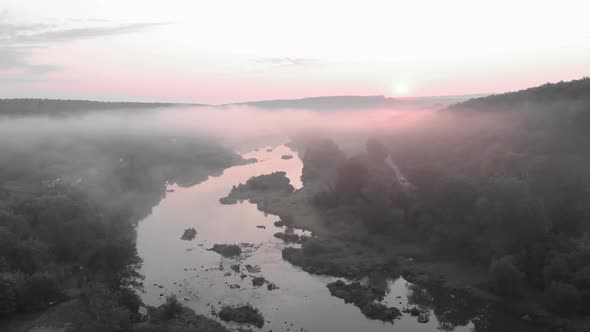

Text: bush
xmin=180 ymin=227 xmax=197 ymax=241
xmin=218 ymin=304 xmax=264 ymax=328
xmin=488 ymin=255 xmax=525 ymax=297
xmin=160 ymin=295 xmax=183 ymax=320
xmin=15 ymin=272 xmax=63 ymax=312
xmin=302 ymin=239 xmax=328 ymax=256
xmin=545 ymin=282 xmax=582 ymax=316
xmin=118 ymin=287 xmax=143 ymax=313
xmin=209 ymin=244 xmax=242 ymax=257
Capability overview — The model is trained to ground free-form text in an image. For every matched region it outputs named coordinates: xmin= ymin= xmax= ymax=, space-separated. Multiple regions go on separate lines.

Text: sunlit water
xmin=136 ymin=145 xmax=532 ymax=332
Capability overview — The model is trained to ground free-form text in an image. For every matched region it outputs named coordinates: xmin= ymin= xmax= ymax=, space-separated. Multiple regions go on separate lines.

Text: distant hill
xmin=225 ymin=95 xmax=396 ymax=110
xmin=449 ymin=77 xmax=590 ymax=112
xmin=224 ymin=94 xmax=479 ymax=110
xmin=0 ymin=94 xmax=485 ymax=116
xmin=0 ymin=99 xmax=201 ymax=116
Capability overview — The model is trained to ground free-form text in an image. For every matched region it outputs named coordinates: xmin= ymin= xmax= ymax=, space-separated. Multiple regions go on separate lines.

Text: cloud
xmin=0 ymin=22 xmax=56 ymax=38
xmin=0 ymin=16 xmax=167 ymax=81
xmin=11 ymin=22 xmax=169 ymax=44
xmin=0 ymin=21 xmax=169 ymax=45
xmin=0 ymin=45 xmax=26 ymax=68
xmin=250 ymin=57 xmax=318 ymax=66
xmin=25 ymin=63 xmax=62 ymax=74
xmin=0 ymin=46 xmax=62 ymax=81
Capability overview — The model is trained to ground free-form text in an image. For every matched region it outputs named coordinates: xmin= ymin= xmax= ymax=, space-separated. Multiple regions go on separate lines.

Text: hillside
xmin=449 ymin=77 xmax=590 ymax=111
xmin=225 ymin=94 xmax=478 ymax=110
xmin=0 ymin=99 xmax=200 ymax=116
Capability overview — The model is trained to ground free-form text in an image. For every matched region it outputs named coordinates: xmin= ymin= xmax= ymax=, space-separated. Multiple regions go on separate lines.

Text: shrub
xmin=118 ymin=287 xmax=143 ymax=313
xmin=218 ymin=304 xmax=264 ymax=328
xmin=160 ymin=295 xmax=183 ymax=320
xmin=209 ymin=244 xmax=241 ymax=257
xmin=16 ymin=272 xmax=63 ymax=312
xmin=180 ymin=227 xmax=197 ymax=241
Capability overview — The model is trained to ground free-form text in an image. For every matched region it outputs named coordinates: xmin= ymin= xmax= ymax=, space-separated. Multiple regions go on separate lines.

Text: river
xmin=136 ymin=144 xmax=534 ymax=332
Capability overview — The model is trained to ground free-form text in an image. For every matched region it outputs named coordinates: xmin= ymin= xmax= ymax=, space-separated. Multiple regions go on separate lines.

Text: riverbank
xmin=0 ymin=295 xmax=231 ymax=332
xmin=219 ymin=170 xmax=549 ymax=330
xmin=139 ymin=145 xmax=501 ymax=331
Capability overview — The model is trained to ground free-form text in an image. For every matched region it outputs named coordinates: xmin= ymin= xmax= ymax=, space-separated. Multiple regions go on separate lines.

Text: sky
xmin=1 ymin=0 xmax=589 ymax=104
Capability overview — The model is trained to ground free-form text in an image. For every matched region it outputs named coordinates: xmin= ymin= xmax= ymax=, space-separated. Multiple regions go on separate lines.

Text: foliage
xmin=545 ymin=282 xmax=582 ymax=316
xmin=16 ymin=272 xmax=64 ymax=311
xmin=301 ymin=78 xmax=590 ymax=318
xmin=160 ymin=295 xmax=184 ymax=320
xmin=218 ymin=304 xmax=264 ymax=328
xmin=180 ymin=227 xmax=197 ymax=241
xmin=334 ymin=157 xmax=369 ymax=203
xmin=209 ymin=244 xmax=242 ymax=257
xmin=488 ymin=256 xmax=525 ymax=297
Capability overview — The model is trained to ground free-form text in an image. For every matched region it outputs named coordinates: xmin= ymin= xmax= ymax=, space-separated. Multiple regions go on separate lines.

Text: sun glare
xmin=392 ymin=80 xmax=411 ymax=97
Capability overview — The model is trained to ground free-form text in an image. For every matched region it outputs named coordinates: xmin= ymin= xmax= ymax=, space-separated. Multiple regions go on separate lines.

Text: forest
xmin=0 ymin=119 xmax=247 ymax=331
xmin=1 ymin=77 xmax=589 ymax=331
xmin=301 ymin=78 xmax=590 ymax=328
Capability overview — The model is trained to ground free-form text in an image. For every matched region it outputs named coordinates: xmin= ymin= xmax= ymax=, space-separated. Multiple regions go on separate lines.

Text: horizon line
xmin=0 ymin=92 xmax=492 ymax=106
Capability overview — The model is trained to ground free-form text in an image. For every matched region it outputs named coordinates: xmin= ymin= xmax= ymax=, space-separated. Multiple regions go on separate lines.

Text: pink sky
xmin=1 ymin=0 xmax=589 ymax=104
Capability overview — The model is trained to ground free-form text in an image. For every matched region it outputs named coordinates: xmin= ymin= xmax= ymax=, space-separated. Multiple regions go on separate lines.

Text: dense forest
xmin=299 ymin=78 xmax=590 ymax=329
xmin=0 ymin=120 xmax=247 ymax=331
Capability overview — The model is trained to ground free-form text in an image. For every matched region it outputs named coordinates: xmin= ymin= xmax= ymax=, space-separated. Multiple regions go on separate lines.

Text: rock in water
xmin=417 ymin=312 xmax=430 ymax=323
xmin=181 ymin=227 xmax=197 ymax=241
xmin=252 ymin=276 xmax=266 ymax=287
xmin=245 ymin=264 xmax=261 ymax=273
xmin=208 ymin=244 xmax=242 ymax=257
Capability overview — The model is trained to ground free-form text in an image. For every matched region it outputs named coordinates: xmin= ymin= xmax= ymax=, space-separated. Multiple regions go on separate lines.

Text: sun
xmin=392 ymin=80 xmax=411 ymax=97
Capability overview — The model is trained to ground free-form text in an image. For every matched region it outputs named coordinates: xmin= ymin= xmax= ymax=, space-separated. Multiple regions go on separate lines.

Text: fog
xmin=0 ymin=102 xmax=520 ymax=184
xmin=2 ymin=79 xmax=590 ymax=332
xmin=0 ymin=102 xmax=523 ymax=222
xmin=0 ymin=103 xmax=440 ymax=152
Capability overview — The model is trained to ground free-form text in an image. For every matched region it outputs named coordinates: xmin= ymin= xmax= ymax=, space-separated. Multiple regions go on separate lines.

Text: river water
xmin=136 ymin=145 xmax=534 ymax=332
